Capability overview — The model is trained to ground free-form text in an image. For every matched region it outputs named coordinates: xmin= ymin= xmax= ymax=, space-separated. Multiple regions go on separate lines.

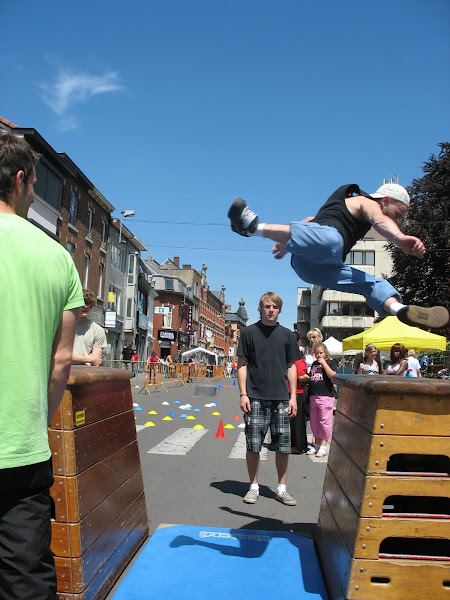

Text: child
xmin=306 ymin=343 xmax=337 ymax=458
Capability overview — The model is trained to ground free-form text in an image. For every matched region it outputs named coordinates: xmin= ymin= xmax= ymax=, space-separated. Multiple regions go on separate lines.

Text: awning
xmin=181 ymin=347 xmax=218 ymax=365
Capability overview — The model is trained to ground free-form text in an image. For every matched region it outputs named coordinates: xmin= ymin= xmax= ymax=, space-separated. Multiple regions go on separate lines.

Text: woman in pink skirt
xmin=306 ymin=343 xmax=337 ymax=458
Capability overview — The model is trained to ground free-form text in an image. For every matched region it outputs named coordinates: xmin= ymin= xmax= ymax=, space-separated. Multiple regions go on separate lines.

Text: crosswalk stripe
xmin=147 ymin=427 xmax=208 ymax=455
xmin=228 ymin=432 xmax=268 ymax=460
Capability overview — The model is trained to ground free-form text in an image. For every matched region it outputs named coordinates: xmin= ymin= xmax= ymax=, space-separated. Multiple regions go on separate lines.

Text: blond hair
xmin=258 ymin=291 xmax=283 ymax=313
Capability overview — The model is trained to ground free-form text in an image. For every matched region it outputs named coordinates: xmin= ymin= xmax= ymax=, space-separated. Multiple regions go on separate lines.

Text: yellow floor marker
xmin=224 ymin=423 xmax=235 ymax=429
xmin=144 ymin=421 xmax=156 ymax=427
xmin=212 ymin=411 xmax=221 ymax=416
xmin=163 ymin=416 xmax=173 ymax=421
xmin=186 ymin=415 xmax=196 ymax=420
xmin=193 ymin=424 xmax=205 ymax=429
xmin=148 ymin=410 xmax=158 ymax=414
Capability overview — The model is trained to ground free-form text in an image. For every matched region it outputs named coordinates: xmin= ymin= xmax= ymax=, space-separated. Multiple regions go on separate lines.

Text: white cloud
xmin=40 ymin=70 xmax=124 ymax=124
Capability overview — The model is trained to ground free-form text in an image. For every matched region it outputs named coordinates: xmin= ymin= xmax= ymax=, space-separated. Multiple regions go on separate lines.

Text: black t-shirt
xmin=311 ymin=184 xmax=372 ymax=259
xmin=309 ymin=359 xmax=337 ymax=396
xmin=122 ymin=347 xmax=135 ymax=361
xmin=237 ymin=321 xmax=298 ymax=400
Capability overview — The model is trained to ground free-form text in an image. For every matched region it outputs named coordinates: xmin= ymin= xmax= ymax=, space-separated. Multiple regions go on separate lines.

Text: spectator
xmin=131 ymin=351 xmax=139 ymax=376
xmin=386 ymin=343 xmax=408 ymax=376
xmin=120 ymin=340 xmax=135 ymax=369
xmin=72 ymin=289 xmax=107 ymax=366
xmin=357 ymin=343 xmax=381 ymax=375
xmin=306 ymin=343 xmax=337 ymax=458
xmin=290 ymin=354 xmax=309 ymax=454
xmin=237 ymin=292 xmax=298 ymax=506
xmin=0 ymin=133 xmax=84 ymax=599
xmin=407 ymin=349 xmax=421 ymax=377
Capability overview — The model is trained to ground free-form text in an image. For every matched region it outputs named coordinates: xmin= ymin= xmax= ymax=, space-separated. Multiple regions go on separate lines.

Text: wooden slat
xmin=315 ymin=493 xmax=353 ymax=595
xmin=50 ymin=410 xmax=137 ymax=476
xmin=50 ymin=441 xmax=141 ymax=522
xmin=62 ymin=379 xmax=133 ymax=429
xmin=322 ymin=465 xmax=360 ymax=556
xmin=314 ymin=519 xmax=346 ymax=600
xmin=361 ymin=475 xmax=450 ymax=518
xmin=366 ymin=435 xmax=450 ymax=475
xmin=354 ymin=516 xmax=450 ymax=560
xmin=332 ymin=410 xmax=373 ymax=474
xmin=55 ymin=493 xmax=148 ymax=594
xmin=52 ymin=470 xmax=145 ymax=557
xmin=328 ymin=439 xmax=367 ymax=515
xmin=347 ymin=558 xmax=450 ymax=600
xmin=335 ymin=386 xmax=378 ymax=432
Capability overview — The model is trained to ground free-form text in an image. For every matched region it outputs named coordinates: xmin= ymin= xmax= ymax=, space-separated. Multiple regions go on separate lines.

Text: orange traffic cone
xmin=214 ymin=419 xmax=226 ymax=439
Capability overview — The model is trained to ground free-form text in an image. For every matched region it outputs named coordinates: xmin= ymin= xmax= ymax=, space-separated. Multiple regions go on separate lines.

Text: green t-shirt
xmin=0 ymin=214 xmax=83 ymax=469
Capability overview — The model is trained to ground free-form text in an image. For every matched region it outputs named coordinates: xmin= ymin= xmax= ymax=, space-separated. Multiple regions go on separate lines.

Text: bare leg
xmin=246 ymin=450 xmax=260 ymax=484
xmin=275 ymin=452 xmax=289 ymax=485
xmin=261 ymin=224 xmax=291 ymax=245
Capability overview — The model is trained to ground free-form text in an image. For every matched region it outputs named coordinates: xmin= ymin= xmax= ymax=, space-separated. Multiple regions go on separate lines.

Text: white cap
xmin=370 ymin=183 xmax=410 ymax=207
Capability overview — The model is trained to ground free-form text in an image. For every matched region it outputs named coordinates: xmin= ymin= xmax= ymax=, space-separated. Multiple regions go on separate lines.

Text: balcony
xmin=320 ymin=315 xmax=374 ymax=329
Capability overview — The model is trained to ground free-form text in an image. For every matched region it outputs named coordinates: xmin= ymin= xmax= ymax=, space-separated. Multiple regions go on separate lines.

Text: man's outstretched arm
xmin=48 ymin=308 xmax=79 ymax=425
xmin=360 ymin=201 xmax=425 ymax=258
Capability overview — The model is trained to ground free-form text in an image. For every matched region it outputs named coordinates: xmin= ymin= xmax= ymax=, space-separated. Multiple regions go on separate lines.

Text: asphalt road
xmin=106 ymin=376 xmax=328 ymax=598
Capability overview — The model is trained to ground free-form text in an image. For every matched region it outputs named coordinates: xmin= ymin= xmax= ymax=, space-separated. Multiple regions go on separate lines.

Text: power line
xmin=145 ymin=243 xmax=272 ymax=253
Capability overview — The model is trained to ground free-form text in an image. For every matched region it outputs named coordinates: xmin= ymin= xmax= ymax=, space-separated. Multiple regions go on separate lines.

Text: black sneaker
xmin=397 ymin=305 xmax=449 ymax=329
xmin=228 ymin=197 xmax=259 ymax=237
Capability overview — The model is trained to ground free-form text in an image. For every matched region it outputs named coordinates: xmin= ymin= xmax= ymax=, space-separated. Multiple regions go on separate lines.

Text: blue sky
xmin=2 ymin=0 xmax=449 ymax=327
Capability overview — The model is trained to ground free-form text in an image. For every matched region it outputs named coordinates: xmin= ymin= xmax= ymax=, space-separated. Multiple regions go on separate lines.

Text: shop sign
xmin=154 ymin=306 xmax=171 ymax=314
xmin=105 ymin=311 xmax=117 ymax=328
xmin=178 ymin=333 xmax=189 ymax=344
xmin=158 ymin=330 xmax=176 ymax=341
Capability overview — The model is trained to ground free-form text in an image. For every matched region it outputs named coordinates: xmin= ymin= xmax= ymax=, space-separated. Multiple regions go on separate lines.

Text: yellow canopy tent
xmin=342 ymin=316 xmax=447 ymax=352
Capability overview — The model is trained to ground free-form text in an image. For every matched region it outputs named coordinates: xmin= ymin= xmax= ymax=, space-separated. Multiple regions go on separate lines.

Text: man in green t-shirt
xmin=0 ymin=134 xmax=84 ymax=600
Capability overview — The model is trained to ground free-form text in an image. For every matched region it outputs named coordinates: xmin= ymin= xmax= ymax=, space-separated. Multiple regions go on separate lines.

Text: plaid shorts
xmin=244 ymin=398 xmax=291 ymax=453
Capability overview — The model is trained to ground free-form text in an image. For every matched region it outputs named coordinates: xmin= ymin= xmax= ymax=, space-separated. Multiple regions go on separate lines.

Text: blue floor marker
xmin=112 ymin=525 xmax=328 ymax=599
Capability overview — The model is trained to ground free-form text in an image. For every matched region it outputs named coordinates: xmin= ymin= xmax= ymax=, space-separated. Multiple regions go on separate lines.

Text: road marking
xmin=147 ymin=427 xmax=208 ymax=455
xmin=228 ymin=432 xmax=268 ymax=460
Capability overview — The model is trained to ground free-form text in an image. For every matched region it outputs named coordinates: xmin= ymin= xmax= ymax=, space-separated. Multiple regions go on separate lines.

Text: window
xmin=66 ymin=242 xmax=75 ymax=257
xmin=126 ymin=298 xmax=134 ymax=318
xmin=108 ymin=285 xmax=122 ymax=314
xmin=87 ymin=208 xmax=93 ymax=235
xmin=344 ymin=251 xmax=376 ymax=266
xmin=165 ymin=279 xmax=174 ymax=290
xmin=101 ymin=221 xmax=106 ymax=246
xmin=128 ymin=254 xmax=136 ymax=284
xmin=98 ymin=264 xmax=103 ymax=299
xmin=83 ymin=254 xmax=89 ymax=288
xmin=35 ymin=162 xmax=62 ymax=211
xmin=111 ymin=244 xmax=123 ymax=270
xmin=69 ymin=192 xmax=78 ymax=226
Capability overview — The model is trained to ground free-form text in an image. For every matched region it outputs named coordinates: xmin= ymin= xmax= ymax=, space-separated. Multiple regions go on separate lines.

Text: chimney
xmin=173 ymin=257 xmax=180 ymax=267
xmin=182 ymin=264 xmax=191 ymax=270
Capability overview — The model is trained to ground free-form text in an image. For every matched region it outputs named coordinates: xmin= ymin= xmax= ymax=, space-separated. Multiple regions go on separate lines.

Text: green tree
xmin=388 ymin=142 xmax=450 ymax=334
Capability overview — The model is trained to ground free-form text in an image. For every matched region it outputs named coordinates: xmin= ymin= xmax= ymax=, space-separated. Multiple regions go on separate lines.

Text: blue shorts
xmin=285 ymin=221 xmax=400 ymax=315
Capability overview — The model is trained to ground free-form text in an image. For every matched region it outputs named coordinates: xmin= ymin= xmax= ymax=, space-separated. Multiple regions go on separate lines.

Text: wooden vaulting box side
xmin=48 ymin=366 xmax=149 ymax=600
xmin=51 ymin=441 xmax=141 ymax=523
xmin=315 ymin=375 xmax=450 ymax=600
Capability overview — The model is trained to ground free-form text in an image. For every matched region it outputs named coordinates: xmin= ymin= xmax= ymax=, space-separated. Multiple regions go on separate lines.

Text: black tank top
xmin=311 ymin=184 xmax=373 ymax=259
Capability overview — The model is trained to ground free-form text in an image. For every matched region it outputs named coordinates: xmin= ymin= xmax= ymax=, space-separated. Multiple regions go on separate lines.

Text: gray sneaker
xmin=397 ymin=305 xmax=449 ymax=329
xmin=228 ymin=197 xmax=259 ymax=237
xmin=243 ymin=489 xmax=259 ymax=504
xmin=275 ymin=491 xmax=296 ymax=506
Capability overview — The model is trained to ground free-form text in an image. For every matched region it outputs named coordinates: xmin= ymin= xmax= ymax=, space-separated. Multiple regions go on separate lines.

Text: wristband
xmin=240 ymin=393 xmax=248 ymax=397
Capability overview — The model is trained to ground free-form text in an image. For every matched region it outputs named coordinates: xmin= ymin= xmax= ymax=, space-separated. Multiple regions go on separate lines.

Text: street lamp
xmin=119 ymin=210 xmax=135 ymax=243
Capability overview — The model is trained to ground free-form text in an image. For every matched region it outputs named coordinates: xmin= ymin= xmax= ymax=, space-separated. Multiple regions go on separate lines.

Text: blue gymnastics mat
xmin=112 ymin=524 xmax=328 ymax=599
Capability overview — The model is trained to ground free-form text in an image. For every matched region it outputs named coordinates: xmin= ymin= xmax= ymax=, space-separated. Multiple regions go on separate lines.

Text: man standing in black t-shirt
xmin=237 ymin=292 xmax=298 ymax=506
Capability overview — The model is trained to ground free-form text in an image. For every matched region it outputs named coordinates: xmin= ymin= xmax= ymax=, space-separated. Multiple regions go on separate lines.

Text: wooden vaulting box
xmin=48 ymin=366 xmax=149 ymax=600
xmin=315 ymin=375 xmax=450 ymax=600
